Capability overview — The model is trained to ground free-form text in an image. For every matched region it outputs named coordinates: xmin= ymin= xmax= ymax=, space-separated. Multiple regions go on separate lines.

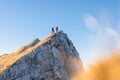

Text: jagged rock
xmin=16 ymin=38 xmax=40 ymax=53
xmin=0 ymin=31 xmax=84 ymax=80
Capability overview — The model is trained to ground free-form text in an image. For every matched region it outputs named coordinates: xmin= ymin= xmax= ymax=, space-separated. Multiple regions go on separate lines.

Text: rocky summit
xmin=0 ymin=31 xmax=84 ymax=80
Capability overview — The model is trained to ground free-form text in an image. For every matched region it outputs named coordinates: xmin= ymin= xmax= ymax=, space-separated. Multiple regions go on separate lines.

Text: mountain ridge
xmin=0 ymin=31 xmax=83 ymax=80
xmin=0 ymin=33 xmax=55 ymax=74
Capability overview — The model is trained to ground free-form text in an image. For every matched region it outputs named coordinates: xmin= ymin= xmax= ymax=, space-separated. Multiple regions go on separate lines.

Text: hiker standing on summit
xmin=56 ymin=26 xmax=58 ymax=32
xmin=51 ymin=27 xmax=55 ymax=33
xmin=51 ymin=26 xmax=59 ymax=34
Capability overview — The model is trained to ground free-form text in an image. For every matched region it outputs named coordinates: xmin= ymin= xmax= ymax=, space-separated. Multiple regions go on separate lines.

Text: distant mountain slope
xmin=0 ymin=31 xmax=83 ymax=80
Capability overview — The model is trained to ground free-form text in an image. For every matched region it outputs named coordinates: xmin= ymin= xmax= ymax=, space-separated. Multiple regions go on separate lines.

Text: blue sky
xmin=0 ymin=0 xmax=120 ymax=69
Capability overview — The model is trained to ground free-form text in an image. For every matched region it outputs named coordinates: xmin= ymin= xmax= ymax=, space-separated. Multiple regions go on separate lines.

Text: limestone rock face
xmin=0 ymin=31 xmax=84 ymax=80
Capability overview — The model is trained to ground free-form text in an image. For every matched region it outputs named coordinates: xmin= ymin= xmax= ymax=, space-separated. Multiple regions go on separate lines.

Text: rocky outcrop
xmin=16 ymin=38 xmax=40 ymax=53
xmin=0 ymin=31 xmax=84 ymax=80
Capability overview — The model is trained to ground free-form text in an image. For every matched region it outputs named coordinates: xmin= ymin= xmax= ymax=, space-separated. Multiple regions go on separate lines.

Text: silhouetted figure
xmin=51 ymin=27 xmax=55 ymax=33
xmin=56 ymin=26 xmax=58 ymax=32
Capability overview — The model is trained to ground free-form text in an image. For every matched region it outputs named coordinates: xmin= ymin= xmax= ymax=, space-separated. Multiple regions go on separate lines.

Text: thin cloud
xmin=82 ymin=11 xmax=120 ymax=69
xmin=83 ymin=14 xmax=100 ymax=31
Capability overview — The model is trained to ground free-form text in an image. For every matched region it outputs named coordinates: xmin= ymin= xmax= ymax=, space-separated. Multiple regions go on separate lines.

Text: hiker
xmin=51 ymin=27 xmax=55 ymax=33
xmin=56 ymin=26 xmax=58 ymax=32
